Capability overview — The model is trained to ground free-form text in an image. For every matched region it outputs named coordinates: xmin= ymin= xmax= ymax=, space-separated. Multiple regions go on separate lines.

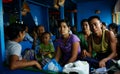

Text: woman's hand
xmin=34 ymin=61 xmax=42 ymax=70
xmin=82 ymin=50 xmax=91 ymax=58
xmin=82 ymin=50 xmax=88 ymax=58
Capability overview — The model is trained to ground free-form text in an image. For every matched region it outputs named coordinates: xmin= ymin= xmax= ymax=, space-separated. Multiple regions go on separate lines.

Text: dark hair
xmin=57 ymin=19 xmax=70 ymax=28
xmin=102 ymin=22 xmax=106 ymax=26
xmin=108 ymin=23 xmax=118 ymax=33
xmin=38 ymin=25 xmax=44 ymax=27
xmin=88 ymin=15 xmax=101 ymax=23
xmin=42 ymin=31 xmax=51 ymax=37
xmin=81 ymin=19 xmax=88 ymax=26
xmin=7 ymin=23 xmax=26 ymax=40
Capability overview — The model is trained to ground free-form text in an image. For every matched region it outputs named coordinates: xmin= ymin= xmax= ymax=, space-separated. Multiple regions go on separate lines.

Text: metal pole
xmin=0 ymin=0 xmax=5 ymax=68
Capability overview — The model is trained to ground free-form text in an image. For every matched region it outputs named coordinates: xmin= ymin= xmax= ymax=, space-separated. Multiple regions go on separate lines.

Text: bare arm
xmin=55 ymin=47 xmax=62 ymax=62
xmin=67 ymin=42 xmax=79 ymax=63
xmin=106 ymin=31 xmax=117 ymax=60
xmin=99 ymin=31 xmax=117 ymax=67
xmin=9 ymin=55 xmax=42 ymax=70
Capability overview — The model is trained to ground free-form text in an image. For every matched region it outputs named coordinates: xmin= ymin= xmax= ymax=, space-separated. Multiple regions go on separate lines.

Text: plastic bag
xmin=63 ymin=60 xmax=89 ymax=74
xmin=43 ymin=59 xmax=63 ymax=72
xmin=95 ymin=67 xmax=107 ymax=74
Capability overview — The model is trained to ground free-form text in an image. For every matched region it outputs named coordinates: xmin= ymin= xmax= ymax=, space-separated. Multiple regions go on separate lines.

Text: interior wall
xmin=77 ymin=1 xmax=113 ymax=32
xmin=28 ymin=3 xmax=49 ymax=31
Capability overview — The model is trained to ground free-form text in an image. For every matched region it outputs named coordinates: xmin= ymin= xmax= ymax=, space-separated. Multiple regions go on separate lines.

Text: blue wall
xmin=77 ymin=1 xmax=113 ymax=32
xmin=28 ymin=3 xmax=49 ymax=31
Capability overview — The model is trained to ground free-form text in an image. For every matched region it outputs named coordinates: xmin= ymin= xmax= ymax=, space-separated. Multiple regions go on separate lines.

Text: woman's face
xmin=37 ymin=26 xmax=45 ymax=35
xmin=59 ymin=22 xmax=70 ymax=35
xmin=82 ymin=21 xmax=90 ymax=32
xmin=89 ymin=18 xmax=102 ymax=34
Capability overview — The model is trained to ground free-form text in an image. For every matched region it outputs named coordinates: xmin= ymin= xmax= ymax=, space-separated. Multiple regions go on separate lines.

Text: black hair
xmin=38 ymin=25 xmax=44 ymax=27
xmin=57 ymin=19 xmax=70 ymax=28
xmin=88 ymin=15 xmax=101 ymax=23
xmin=41 ymin=31 xmax=51 ymax=37
xmin=7 ymin=23 xmax=26 ymax=40
xmin=102 ymin=22 xmax=106 ymax=26
xmin=108 ymin=23 xmax=118 ymax=33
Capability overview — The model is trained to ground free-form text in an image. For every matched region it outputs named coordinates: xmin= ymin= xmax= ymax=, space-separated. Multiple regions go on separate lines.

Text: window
xmin=113 ymin=12 xmax=120 ymax=25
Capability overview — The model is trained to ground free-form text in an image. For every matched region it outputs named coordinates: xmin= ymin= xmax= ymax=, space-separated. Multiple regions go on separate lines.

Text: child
xmin=36 ymin=32 xmax=55 ymax=67
xmin=40 ymin=32 xmax=55 ymax=58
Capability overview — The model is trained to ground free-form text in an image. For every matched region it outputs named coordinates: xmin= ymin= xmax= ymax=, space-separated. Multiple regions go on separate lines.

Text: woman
xmin=108 ymin=23 xmax=118 ymax=37
xmin=55 ymin=19 xmax=81 ymax=66
xmin=77 ymin=19 xmax=91 ymax=58
xmin=5 ymin=23 xmax=42 ymax=70
xmin=83 ymin=16 xmax=117 ymax=68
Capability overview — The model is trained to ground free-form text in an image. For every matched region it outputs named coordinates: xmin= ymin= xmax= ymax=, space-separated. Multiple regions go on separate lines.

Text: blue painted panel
xmin=60 ymin=6 xmax=65 ymax=19
xmin=71 ymin=12 xmax=75 ymax=26
xmin=29 ymin=3 xmax=49 ymax=31
xmin=77 ymin=1 xmax=113 ymax=31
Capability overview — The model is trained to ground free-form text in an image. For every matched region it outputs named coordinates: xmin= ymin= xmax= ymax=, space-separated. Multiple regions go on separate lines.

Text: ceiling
xmin=26 ymin=0 xmax=117 ymax=9
xmin=3 ymin=0 xmax=118 ymax=13
xmin=26 ymin=0 xmax=76 ymax=11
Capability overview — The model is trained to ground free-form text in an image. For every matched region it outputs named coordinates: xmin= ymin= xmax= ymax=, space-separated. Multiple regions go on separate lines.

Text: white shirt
xmin=6 ymin=40 xmax=22 ymax=63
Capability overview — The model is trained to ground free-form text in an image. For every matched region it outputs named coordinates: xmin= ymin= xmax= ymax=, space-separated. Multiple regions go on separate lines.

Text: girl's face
xmin=42 ymin=33 xmax=50 ymax=43
xmin=89 ymin=18 xmax=102 ymax=34
xmin=59 ymin=22 xmax=70 ymax=35
xmin=82 ymin=21 xmax=90 ymax=32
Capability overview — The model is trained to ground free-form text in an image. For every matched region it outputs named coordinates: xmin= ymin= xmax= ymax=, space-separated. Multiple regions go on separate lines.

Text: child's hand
xmin=42 ymin=52 xmax=48 ymax=55
xmin=39 ymin=50 xmax=44 ymax=54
